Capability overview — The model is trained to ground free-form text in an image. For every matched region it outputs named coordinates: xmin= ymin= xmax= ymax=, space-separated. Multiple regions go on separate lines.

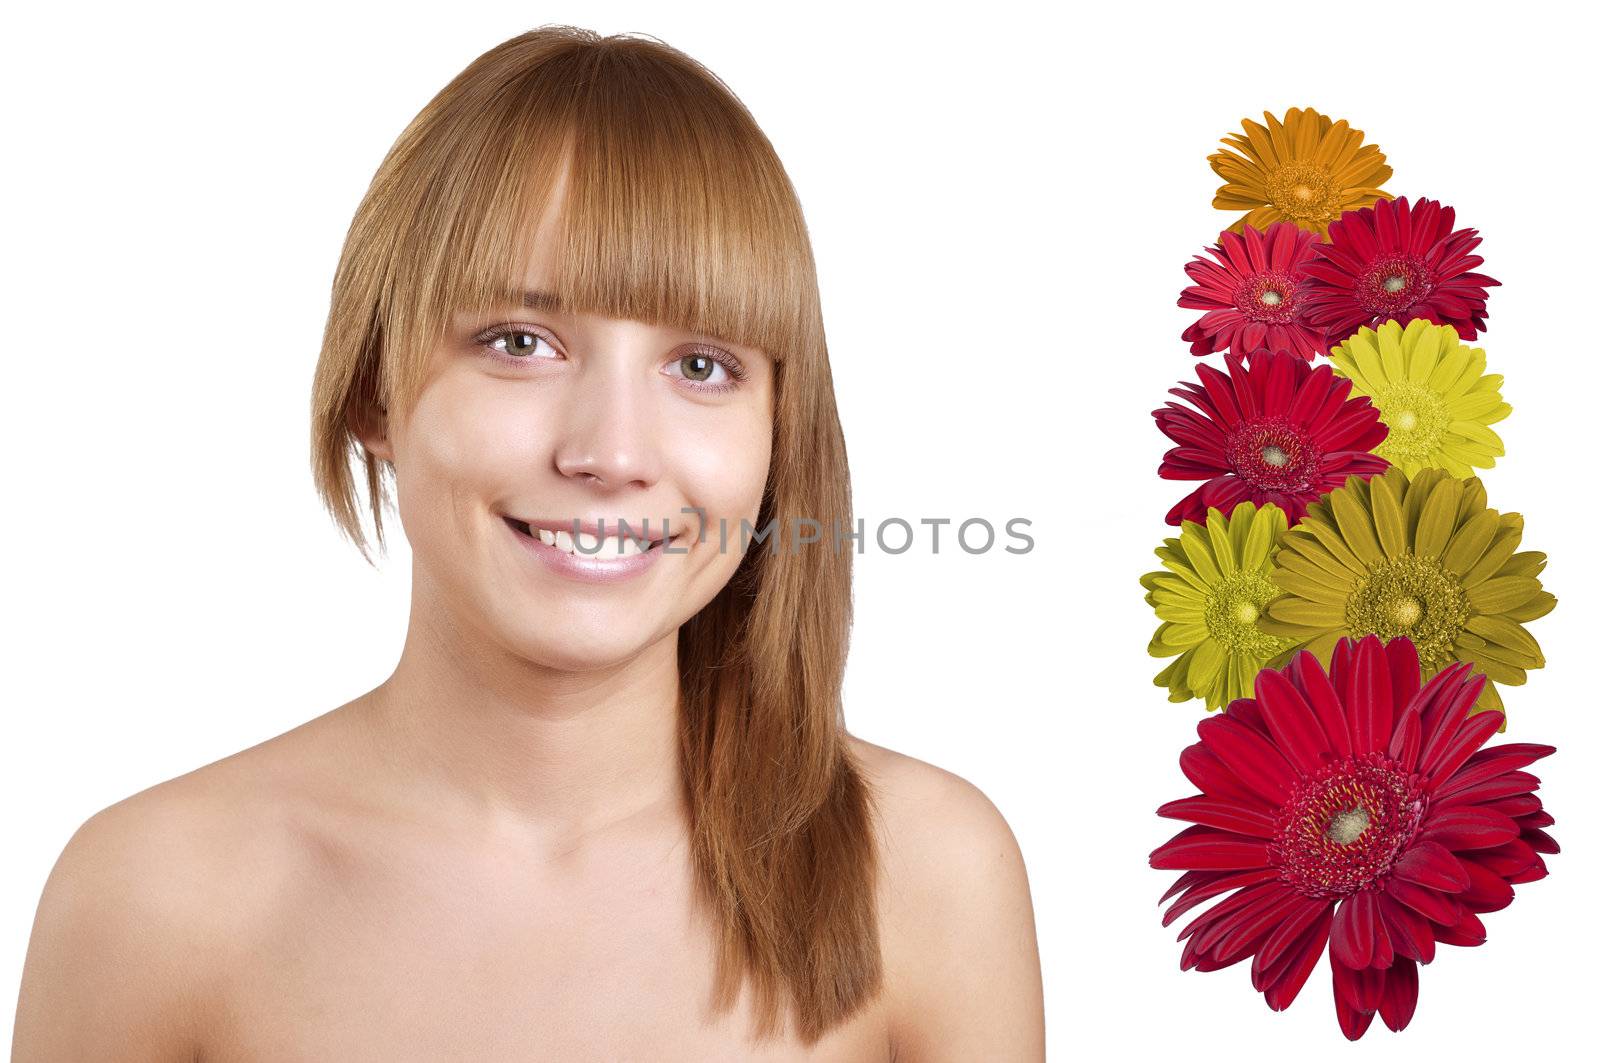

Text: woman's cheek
xmin=395 ymin=383 xmax=518 ymax=548
xmin=673 ymin=414 xmax=772 ymax=538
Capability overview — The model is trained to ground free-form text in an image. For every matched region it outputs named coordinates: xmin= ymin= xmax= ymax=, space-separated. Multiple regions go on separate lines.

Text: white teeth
xmin=530 ymin=524 xmax=654 ymax=559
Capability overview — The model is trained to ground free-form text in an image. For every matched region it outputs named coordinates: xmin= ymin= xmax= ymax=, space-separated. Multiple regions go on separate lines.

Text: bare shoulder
xmin=843 ymin=734 xmax=1045 ymax=1062
xmin=13 ymin=774 xmax=244 ymax=1058
xmin=11 ymin=711 xmax=342 ymax=1060
xmin=842 ymin=734 xmax=1031 ymax=907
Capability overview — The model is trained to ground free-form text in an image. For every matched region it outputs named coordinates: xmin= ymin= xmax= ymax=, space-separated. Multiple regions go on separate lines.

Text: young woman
xmin=13 ymin=26 xmax=1044 ymax=1060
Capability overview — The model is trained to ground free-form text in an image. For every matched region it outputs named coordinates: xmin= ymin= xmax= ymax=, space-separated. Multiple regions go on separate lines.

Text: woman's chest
xmin=200 ymin=828 xmax=891 ymax=1061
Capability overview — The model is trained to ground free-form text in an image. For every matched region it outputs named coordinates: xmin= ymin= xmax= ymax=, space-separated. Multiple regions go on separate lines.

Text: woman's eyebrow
xmin=518 ymin=288 xmax=564 ymax=312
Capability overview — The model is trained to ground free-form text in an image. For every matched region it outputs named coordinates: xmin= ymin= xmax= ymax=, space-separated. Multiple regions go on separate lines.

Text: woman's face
xmin=365 ymin=237 xmax=775 ymax=672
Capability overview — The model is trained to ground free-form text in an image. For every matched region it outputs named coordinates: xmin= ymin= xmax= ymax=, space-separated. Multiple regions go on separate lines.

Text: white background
xmin=3 ymin=2 xmax=1596 ymax=1059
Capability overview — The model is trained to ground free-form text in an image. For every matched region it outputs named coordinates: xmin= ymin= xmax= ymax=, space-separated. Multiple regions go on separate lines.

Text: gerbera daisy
xmin=1302 ymin=196 xmax=1501 ymax=340
xmin=1179 ymin=221 xmax=1330 ymax=360
xmin=1150 ymin=634 xmax=1558 ymax=1039
xmin=1329 ymin=319 xmax=1510 ymax=477
xmin=1257 ymin=466 xmax=1554 ymax=717
xmin=1155 ymin=350 xmax=1389 ymax=527
xmin=1142 ymin=502 xmax=1300 ymax=711
xmin=1210 ymin=107 xmax=1393 ymax=239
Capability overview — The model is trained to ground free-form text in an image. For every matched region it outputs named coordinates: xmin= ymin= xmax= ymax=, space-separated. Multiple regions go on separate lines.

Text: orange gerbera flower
xmin=1211 ymin=108 xmax=1393 ymax=239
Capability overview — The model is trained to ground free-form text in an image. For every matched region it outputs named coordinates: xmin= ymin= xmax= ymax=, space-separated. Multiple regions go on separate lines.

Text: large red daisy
xmin=1154 ymin=350 xmax=1389 ymax=527
xmin=1301 ymin=196 xmax=1501 ymax=341
xmin=1179 ymin=221 xmax=1329 ymax=360
xmin=1150 ymin=634 xmax=1558 ymax=1040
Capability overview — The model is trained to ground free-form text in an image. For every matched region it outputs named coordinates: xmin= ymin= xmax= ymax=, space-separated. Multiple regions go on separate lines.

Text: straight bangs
xmin=377 ymin=39 xmax=813 ymax=426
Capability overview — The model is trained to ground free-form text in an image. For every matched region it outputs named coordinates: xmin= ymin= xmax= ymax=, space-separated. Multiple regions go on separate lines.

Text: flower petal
xmin=1328 ymin=484 xmax=1384 ymax=565
xmin=1413 ymin=475 xmax=1462 ymax=559
xmin=1434 ymin=744 xmax=1555 ymax=803
xmin=1288 ymin=649 xmax=1353 ymax=755
xmin=1151 ymin=825 xmax=1273 ymax=870
xmin=1457 ymin=857 xmax=1515 ymax=913
xmin=1377 ymin=892 xmax=1436 ymax=964
xmin=1330 ymin=890 xmax=1377 ymax=969
xmin=1421 ymin=705 xmax=1503 ymax=786
xmin=1420 ymin=805 xmax=1521 ymax=850
xmin=1253 ymin=668 xmax=1331 ymax=773
xmin=1386 ymin=877 xmax=1460 ymax=925
xmin=1198 ymin=715 xmax=1297 ymax=804
xmin=1179 ymin=743 xmax=1265 ymax=806
xmin=1349 ymin=634 xmax=1393 ymax=755
xmin=1369 ymin=472 xmax=1409 ymax=559
xmin=1377 ymin=957 xmax=1419 ymax=1032
xmin=1332 ymin=959 xmax=1382 ymax=1040
xmin=1156 ymin=794 xmax=1277 ymax=837
xmin=1262 ymin=906 xmax=1334 ymax=1011
xmin=1391 ymin=841 xmax=1470 ymax=892
xmin=1433 ymin=909 xmax=1486 ymax=947
xmin=1162 ymin=867 xmax=1283 ymax=926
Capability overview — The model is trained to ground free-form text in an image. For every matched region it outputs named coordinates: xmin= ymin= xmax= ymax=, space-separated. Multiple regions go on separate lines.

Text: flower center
xmin=1203 ymin=570 xmax=1297 ymax=659
xmin=1271 ymin=754 xmax=1427 ymax=898
xmin=1358 ymin=253 xmax=1435 ymax=318
xmin=1345 ymin=554 xmax=1471 ymax=670
xmin=1233 ymin=270 xmax=1299 ymax=324
xmin=1371 ymin=381 xmax=1449 ymax=468
xmin=1390 ymin=596 xmax=1422 ymax=627
xmin=1265 ymin=164 xmax=1336 ymax=225
xmin=1325 ymin=806 xmax=1370 ymax=845
xmin=1225 ymin=415 xmax=1323 ymax=493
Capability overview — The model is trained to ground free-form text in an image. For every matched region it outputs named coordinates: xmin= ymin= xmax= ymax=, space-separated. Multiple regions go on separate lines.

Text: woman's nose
xmin=551 ymin=354 xmax=663 ymax=490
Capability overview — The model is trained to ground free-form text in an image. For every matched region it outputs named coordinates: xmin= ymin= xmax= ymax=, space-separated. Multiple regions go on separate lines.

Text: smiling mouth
xmin=503 ymin=516 xmax=670 ymax=557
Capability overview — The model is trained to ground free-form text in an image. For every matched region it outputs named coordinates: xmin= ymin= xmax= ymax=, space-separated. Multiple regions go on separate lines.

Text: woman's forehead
xmin=423 ymin=156 xmax=794 ymax=362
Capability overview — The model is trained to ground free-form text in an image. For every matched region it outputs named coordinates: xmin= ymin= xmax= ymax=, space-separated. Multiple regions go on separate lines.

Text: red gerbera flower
xmin=1179 ymin=222 xmax=1330 ymax=360
xmin=1301 ymin=196 xmax=1501 ymax=341
xmin=1154 ymin=350 xmax=1389 ymax=526
xmin=1150 ymin=635 xmax=1558 ymax=1040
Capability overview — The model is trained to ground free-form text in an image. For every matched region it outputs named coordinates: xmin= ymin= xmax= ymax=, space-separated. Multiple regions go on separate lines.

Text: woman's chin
xmin=501 ymin=622 xmax=668 ymax=674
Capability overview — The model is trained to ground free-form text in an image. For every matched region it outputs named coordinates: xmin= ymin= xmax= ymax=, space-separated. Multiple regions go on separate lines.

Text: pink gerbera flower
xmin=1150 ymin=635 xmax=1558 ymax=1039
xmin=1301 ymin=196 xmax=1501 ymax=340
xmin=1179 ymin=222 xmax=1330 ymax=360
xmin=1154 ymin=351 xmax=1389 ymax=526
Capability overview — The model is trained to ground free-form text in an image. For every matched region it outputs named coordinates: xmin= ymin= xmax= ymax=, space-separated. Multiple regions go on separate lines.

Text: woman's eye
xmin=487 ymin=329 xmax=558 ymax=360
xmin=476 ymin=326 xmax=743 ymax=393
xmin=671 ymin=351 xmax=728 ymax=386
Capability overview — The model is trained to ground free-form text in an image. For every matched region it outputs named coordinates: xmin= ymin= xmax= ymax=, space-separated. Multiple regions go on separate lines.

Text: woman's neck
xmin=351 ymin=597 xmax=686 ymax=851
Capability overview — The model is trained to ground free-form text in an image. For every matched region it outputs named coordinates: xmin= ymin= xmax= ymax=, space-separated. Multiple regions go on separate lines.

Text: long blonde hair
xmin=307 ymin=26 xmax=880 ymax=1044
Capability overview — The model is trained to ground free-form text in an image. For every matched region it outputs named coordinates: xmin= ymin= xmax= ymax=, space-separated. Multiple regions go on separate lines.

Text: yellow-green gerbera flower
xmin=1142 ymin=502 xmax=1301 ymax=710
xmin=1328 ymin=318 xmax=1510 ymax=477
xmin=1257 ymin=465 xmax=1555 ymax=721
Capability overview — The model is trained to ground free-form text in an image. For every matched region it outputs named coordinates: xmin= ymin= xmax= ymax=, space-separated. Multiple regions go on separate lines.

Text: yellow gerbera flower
xmin=1324 ymin=320 xmax=1510 ymax=477
xmin=1142 ymin=502 xmax=1301 ymax=711
xmin=1257 ymin=466 xmax=1555 ymax=722
xmin=1210 ymin=107 xmax=1393 ymax=238
xmin=1329 ymin=319 xmax=1510 ymax=477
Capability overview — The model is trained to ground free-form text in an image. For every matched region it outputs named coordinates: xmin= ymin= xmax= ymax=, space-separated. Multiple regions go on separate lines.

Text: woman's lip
xmin=502 ymin=515 xmax=670 ymax=583
xmin=504 ymin=514 xmax=675 ymax=543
